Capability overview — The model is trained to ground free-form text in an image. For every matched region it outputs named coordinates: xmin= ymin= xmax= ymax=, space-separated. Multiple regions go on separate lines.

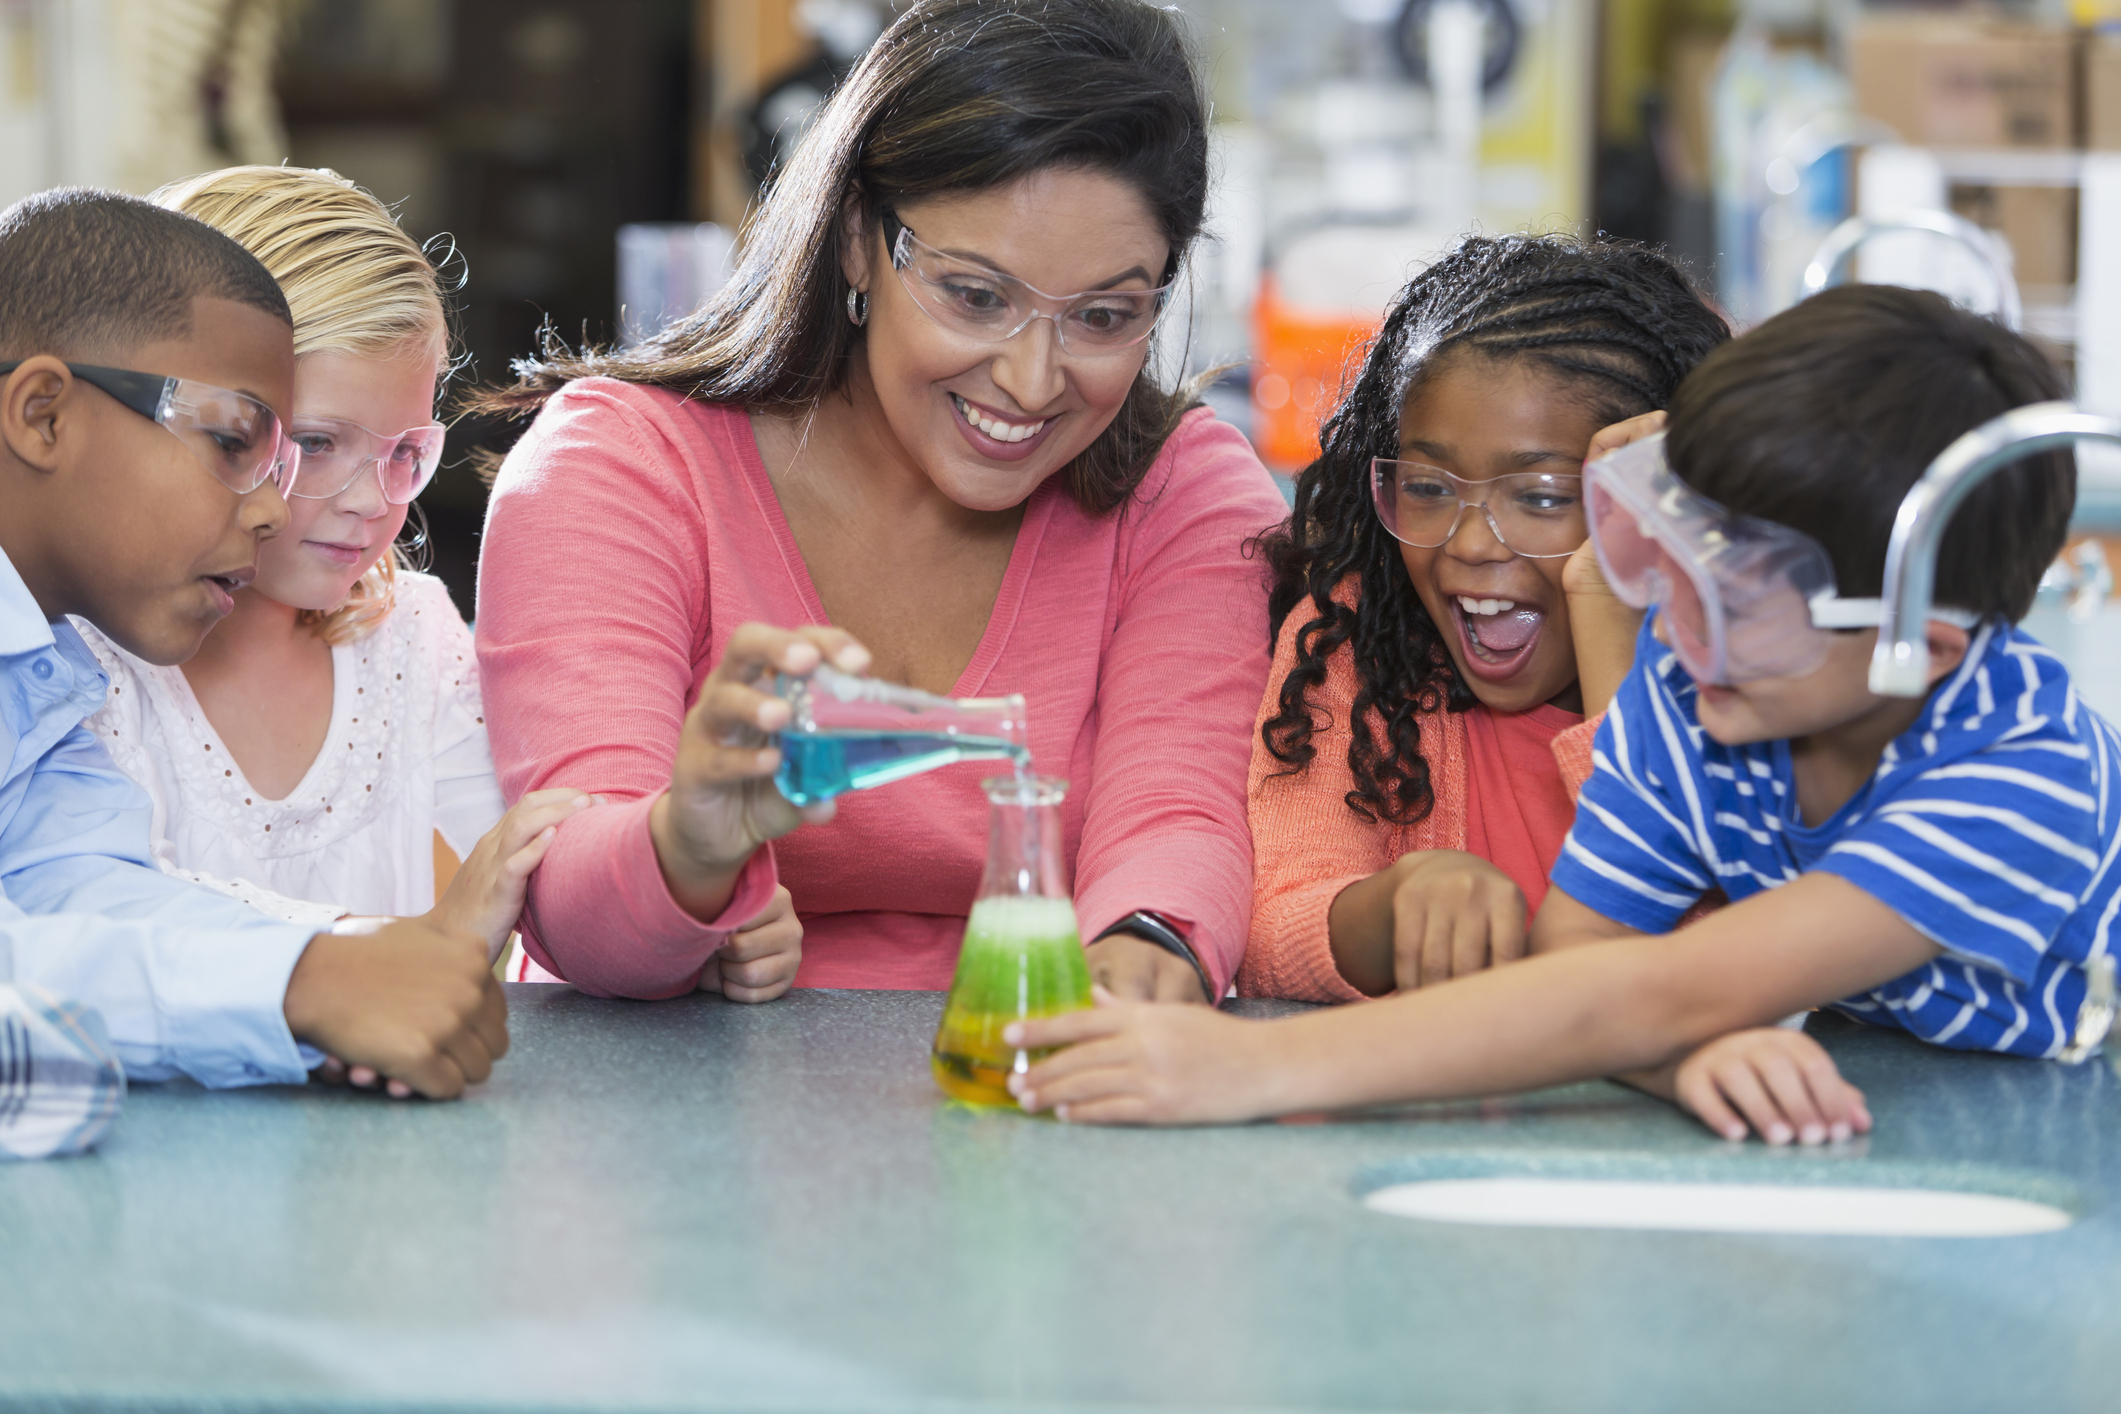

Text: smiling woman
xmin=470 ymin=0 xmax=1288 ymax=1002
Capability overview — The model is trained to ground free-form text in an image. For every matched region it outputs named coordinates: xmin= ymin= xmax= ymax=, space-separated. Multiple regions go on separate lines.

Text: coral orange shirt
xmin=1462 ymin=700 xmax=1584 ymax=919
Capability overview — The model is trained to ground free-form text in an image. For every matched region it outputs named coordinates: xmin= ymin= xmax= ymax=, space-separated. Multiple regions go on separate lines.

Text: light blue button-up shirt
xmin=0 ymin=548 xmax=320 ymax=1087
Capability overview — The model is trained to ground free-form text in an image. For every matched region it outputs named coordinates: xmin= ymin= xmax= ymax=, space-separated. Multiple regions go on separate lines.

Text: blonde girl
xmin=77 ymin=165 xmax=614 ymax=968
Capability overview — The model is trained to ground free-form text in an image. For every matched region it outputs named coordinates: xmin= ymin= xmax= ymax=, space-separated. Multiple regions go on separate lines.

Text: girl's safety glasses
xmin=0 ymin=360 xmax=299 ymax=495
xmin=882 ymin=208 xmax=1172 ymax=356
xmin=1370 ymin=459 xmax=1586 ymax=559
xmin=288 ymin=418 xmax=445 ymax=505
xmin=1584 ymin=432 xmax=1976 ymax=686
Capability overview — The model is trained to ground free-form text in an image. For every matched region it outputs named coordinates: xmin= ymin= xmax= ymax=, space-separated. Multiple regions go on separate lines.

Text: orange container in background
xmin=1249 ymin=273 xmax=1384 ymax=472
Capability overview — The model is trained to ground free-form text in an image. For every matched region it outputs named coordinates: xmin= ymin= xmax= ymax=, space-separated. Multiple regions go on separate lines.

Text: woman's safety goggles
xmin=1585 ymin=433 xmax=1976 ymax=686
xmin=882 ymin=209 xmax=1171 ymax=356
xmin=0 ymin=360 xmax=299 ymax=496
xmin=288 ymin=418 xmax=445 ymax=504
xmin=1371 ymin=459 xmax=1586 ymax=559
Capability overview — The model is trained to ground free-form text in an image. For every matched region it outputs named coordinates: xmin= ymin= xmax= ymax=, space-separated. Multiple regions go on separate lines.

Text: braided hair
xmin=1255 ymin=233 xmax=1729 ymax=825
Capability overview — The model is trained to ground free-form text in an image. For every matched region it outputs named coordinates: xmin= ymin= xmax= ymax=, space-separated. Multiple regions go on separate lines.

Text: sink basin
xmin=1357 ymin=1152 xmax=2077 ymax=1238
xmin=1364 ymin=1176 xmax=2070 ymax=1236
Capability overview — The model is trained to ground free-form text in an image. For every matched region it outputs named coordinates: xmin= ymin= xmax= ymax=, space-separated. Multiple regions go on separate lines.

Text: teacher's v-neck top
xmin=476 ymin=380 xmax=1289 ymax=998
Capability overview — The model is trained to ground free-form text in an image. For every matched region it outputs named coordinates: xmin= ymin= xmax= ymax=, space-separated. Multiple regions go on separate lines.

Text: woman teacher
xmin=475 ymin=0 xmax=1286 ymax=1002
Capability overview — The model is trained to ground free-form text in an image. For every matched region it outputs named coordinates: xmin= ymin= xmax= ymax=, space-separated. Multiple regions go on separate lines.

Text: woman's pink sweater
xmin=475 ymin=381 xmax=1290 ymax=998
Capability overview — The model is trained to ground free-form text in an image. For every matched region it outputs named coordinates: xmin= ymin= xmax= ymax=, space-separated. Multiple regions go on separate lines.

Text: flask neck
xmin=978 ymin=775 xmax=1070 ymax=901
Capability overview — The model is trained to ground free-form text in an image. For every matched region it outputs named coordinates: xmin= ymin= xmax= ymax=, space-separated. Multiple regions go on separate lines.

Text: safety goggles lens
xmin=1371 ymin=460 xmax=1586 ymax=558
xmin=159 ymin=381 xmax=300 ymax=497
xmin=889 ymin=221 xmax=1168 ymax=356
xmin=288 ymin=420 xmax=445 ymax=504
xmin=1586 ymin=434 xmax=1846 ymax=686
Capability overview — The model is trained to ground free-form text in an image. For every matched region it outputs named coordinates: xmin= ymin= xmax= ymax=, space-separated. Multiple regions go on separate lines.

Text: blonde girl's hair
xmin=153 ymin=164 xmax=451 ymax=644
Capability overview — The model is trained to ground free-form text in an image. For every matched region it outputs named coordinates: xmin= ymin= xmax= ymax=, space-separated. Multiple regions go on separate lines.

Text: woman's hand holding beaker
xmin=650 ymin=623 xmax=872 ymax=922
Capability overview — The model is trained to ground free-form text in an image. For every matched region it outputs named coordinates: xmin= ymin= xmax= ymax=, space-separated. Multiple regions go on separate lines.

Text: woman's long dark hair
xmin=472 ymin=0 xmax=1208 ymax=514
xmin=1255 ymin=234 xmax=1730 ymax=825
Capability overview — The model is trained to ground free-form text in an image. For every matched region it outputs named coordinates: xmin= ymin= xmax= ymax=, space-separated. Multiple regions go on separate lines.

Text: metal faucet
xmin=1800 ymin=209 xmax=2023 ymax=331
xmin=1871 ymin=401 xmax=2121 ymax=696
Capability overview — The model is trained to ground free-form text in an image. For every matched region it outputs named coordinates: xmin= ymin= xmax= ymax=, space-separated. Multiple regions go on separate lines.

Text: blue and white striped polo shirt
xmin=1551 ymin=616 xmax=2121 ymax=1058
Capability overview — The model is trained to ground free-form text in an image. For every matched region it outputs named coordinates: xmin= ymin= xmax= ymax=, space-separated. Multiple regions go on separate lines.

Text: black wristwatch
xmin=1094 ymin=910 xmax=1217 ymax=1001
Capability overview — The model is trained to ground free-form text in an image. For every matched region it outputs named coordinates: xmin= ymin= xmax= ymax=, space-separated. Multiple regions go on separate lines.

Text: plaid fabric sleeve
xmin=0 ymin=983 xmax=125 ymax=1161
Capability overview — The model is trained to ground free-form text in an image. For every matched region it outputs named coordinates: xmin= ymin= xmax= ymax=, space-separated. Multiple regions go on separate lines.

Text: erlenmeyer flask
xmin=931 ymin=774 xmax=1092 ymax=1105
xmin=775 ymin=666 xmax=1029 ymax=806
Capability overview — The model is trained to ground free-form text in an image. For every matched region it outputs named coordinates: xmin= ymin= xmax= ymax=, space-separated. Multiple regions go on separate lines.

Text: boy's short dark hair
xmin=1666 ymin=285 xmax=2071 ymax=624
xmin=0 ymin=187 xmax=290 ymax=362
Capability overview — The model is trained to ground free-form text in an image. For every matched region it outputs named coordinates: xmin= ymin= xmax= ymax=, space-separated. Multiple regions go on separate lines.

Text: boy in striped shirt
xmin=1007 ymin=286 xmax=2120 ymax=1141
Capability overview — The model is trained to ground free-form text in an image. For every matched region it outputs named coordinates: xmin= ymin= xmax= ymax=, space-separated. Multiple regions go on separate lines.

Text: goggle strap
xmin=1808 ymin=594 xmax=1981 ymax=630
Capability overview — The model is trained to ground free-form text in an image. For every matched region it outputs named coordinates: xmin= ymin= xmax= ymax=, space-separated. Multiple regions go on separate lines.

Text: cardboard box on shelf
xmin=2088 ymin=32 xmax=2121 ymax=151
xmin=1849 ymin=15 xmax=2075 ymax=148
xmin=1951 ymin=183 xmax=2078 ymax=286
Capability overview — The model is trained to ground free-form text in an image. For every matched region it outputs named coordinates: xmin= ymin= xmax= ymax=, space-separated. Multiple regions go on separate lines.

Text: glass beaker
xmin=931 ymin=774 xmax=1092 ymax=1106
xmin=774 ymin=665 xmax=1029 ymax=806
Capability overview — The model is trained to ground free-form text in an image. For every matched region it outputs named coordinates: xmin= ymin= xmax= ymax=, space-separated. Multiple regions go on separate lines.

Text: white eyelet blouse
xmin=73 ymin=572 xmax=507 ymax=929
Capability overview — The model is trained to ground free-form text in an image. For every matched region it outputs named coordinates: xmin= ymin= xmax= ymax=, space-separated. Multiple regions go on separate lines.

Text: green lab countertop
xmin=4 ymin=985 xmax=2119 ymax=1414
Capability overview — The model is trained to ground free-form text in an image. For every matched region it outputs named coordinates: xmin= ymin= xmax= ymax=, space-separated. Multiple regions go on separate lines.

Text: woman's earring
xmin=847 ymin=287 xmax=869 ymax=326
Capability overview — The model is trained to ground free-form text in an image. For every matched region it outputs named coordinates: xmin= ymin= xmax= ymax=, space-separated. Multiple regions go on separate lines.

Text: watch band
xmin=1094 ymin=910 xmax=1217 ymax=1001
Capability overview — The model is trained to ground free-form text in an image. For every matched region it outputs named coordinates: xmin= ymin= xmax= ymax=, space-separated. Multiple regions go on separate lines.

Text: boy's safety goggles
xmin=1584 ymin=432 xmax=1976 ymax=686
xmin=0 ymin=360 xmax=299 ymax=496
xmin=288 ymin=418 xmax=445 ymax=504
xmin=882 ymin=208 xmax=1172 ymax=356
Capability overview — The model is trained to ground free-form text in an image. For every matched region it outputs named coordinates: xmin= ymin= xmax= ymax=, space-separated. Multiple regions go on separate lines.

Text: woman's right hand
xmin=649 ymin=623 xmax=872 ymax=920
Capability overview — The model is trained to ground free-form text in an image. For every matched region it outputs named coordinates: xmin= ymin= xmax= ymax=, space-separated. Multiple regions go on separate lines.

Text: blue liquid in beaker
xmin=776 ymin=730 xmax=1029 ymax=805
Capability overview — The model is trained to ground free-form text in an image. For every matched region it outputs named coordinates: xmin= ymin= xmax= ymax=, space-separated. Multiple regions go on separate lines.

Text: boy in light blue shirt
xmin=1006 ymin=286 xmax=2120 ymax=1143
xmin=0 ymin=189 xmax=505 ymax=1127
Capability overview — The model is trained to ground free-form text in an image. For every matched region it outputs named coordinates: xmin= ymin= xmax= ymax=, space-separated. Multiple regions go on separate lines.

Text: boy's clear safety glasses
xmin=0 ymin=360 xmax=299 ymax=496
xmin=1584 ymin=432 xmax=1976 ymax=687
xmin=882 ymin=208 xmax=1172 ymax=356
xmin=288 ymin=418 xmax=445 ymax=504
xmin=1371 ymin=459 xmax=1586 ymax=559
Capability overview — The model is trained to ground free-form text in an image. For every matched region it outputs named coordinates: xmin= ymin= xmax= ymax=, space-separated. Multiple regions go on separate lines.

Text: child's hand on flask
xmin=651 ymin=624 xmax=872 ymax=920
xmin=1006 ymin=988 xmax=1280 ymax=1124
xmin=699 ymin=884 xmax=802 ymax=1002
xmin=426 ymin=789 xmax=597 ymax=963
xmin=1672 ymin=1027 xmax=1872 ymax=1145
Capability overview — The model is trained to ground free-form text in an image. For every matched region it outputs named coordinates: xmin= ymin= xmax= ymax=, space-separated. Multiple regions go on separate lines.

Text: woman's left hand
xmin=699 ymin=884 xmax=802 ymax=1003
xmin=1082 ymin=934 xmax=1209 ymax=1003
xmin=1006 ymin=988 xmax=1274 ymax=1124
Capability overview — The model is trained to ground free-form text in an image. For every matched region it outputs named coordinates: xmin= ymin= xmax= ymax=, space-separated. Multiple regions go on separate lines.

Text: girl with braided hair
xmin=1238 ymin=234 xmax=1730 ymax=1003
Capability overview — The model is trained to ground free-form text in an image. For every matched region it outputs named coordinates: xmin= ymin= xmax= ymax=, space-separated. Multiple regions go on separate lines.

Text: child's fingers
xmin=1008 ymin=1005 xmax=1128 ymax=1051
xmin=500 ymin=827 xmax=559 ymax=881
xmin=1488 ymin=891 xmax=1528 ymax=966
xmin=1390 ymin=898 xmax=1429 ymax=991
xmin=1013 ymin=1046 xmax=1140 ymax=1110
xmin=1711 ymin=1061 xmax=1794 ymax=1145
xmin=1757 ymin=1051 xmax=1829 ymax=1143
xmin=1796 ymin=1051 xmax=1867 ymax=1139
xmin=1052 ymin=1094 xmax=1153 ymax=1125
xmin=1677 ymin=1065 xmax=1750 ymax=1142
xmin=1449 ymin=904 xmax=1494 ymax=980
xmin=1585 ymin=410 xmax=1666 ymax=462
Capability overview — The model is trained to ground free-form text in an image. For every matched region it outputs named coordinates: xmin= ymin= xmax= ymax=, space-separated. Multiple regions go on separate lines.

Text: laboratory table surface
xmin=5 ymin=984 xmax=2119 ymax=1414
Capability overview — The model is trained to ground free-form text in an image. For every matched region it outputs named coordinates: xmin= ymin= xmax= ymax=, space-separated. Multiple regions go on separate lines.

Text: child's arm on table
xmin=1531 ymin=888 xmax=1869 ymax=1142
xmin=1009 ymin=872 xmax=1927 ymax=1131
